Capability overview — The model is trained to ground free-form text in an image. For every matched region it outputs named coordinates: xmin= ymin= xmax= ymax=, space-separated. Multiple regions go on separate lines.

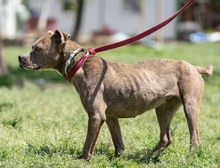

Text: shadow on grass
xmin=0 ymin=102 xmax=13 ymax=112
xmin=2 ymin=117 xmax=22 ymax=128
xmin=124 ymin=148 xmax=161 ymax=164
xmin=0 ymin=66 xmax=66 ymax=87
xmin=25 ymin=141 xmax=162 ymax=164
xmin=26 ymin=143 xmax=83 ymax=159
xmin=94 ymin=142 xmax=162 ymax=164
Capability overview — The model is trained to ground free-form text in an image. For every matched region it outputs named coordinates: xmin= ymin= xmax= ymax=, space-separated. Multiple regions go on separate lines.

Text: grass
xmin=0 ymin=42 xmax=220 ymax=167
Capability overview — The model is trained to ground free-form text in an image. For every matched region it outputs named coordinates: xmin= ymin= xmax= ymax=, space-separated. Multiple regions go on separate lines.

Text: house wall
xmin=28 ymin=0 xmax=177 ymax=39
xmin=80 ymin=0 xmax=177 ymax=39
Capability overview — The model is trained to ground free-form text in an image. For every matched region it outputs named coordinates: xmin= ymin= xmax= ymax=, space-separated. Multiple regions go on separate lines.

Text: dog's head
xmin=18 ymin=30 xmax=80 ymax=73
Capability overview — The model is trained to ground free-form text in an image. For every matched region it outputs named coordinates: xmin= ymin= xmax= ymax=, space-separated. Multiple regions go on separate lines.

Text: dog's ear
xmin=53 ymin=30 xmax=71 ymax=44
xmin=63 ymin=32 xmax=71 ymax=41
xmin=48 ymin=30 xmax=54 ymax=35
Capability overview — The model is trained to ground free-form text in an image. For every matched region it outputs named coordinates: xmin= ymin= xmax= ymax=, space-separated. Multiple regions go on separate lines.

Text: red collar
xmin=64 ymin=48 xmax=94 ymax=81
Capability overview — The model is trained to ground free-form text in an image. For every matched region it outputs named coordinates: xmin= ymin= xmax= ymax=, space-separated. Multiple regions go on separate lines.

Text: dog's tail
xmin=194 ymin=65 xmax=213 ymax=76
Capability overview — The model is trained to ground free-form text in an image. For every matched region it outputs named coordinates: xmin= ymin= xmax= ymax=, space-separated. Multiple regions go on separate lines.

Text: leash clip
xmin=64 ymin=47 xmax=87 ymax=75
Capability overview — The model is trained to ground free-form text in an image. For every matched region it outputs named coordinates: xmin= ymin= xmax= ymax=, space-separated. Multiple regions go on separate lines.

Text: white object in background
xmin=0 ymin=0 xmax=16 ymax=39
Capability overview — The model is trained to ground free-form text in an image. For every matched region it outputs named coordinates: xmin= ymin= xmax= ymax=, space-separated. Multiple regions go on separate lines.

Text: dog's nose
xmin=18 ymin=55 xmax=22 ymax=62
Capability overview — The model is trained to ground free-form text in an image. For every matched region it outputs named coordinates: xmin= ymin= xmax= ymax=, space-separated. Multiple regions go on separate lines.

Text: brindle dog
xmin=18 ymin=30 xmax=213 ymax=160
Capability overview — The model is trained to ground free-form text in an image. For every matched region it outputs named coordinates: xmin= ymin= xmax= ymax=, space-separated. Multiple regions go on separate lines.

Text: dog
xmin=18 ymin=29 xmax=213 ymax=160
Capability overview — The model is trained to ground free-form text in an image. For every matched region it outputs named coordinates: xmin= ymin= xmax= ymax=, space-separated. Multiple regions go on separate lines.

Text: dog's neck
xmin=56 ymin=40 xmax=86 ymax=78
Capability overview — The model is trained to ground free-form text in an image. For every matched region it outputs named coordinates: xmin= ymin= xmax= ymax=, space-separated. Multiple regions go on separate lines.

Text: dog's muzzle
xmin=18 ymin=55 xmax=40 ymax=70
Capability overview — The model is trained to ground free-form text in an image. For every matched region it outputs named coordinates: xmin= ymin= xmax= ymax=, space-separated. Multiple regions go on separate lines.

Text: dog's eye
xmin=35 ymin=47 xmax=42 ymax=52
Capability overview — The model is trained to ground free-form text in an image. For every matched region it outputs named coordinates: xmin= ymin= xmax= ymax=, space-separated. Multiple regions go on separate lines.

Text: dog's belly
xmin=105 ymin=95 xmax=169 ymax=118
xmin=104 ymin=80 xmax=176 ymax=118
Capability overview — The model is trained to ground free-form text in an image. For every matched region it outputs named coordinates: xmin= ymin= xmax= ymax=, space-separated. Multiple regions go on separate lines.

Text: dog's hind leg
xmin=106 ymin=117 xmax=124 ymax=157
xmin=152 ymin=97 xmax=181 ymax=157
xmin=179 ymin=74 xmax=204 ymax=152
xmin=181 ymin=88 xmax=203 ymax=151
xmin=182 ymin=100 xmax=201 ymax=151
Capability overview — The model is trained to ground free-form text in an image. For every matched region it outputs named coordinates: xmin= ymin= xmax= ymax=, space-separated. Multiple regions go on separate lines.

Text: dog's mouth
xmin=18 ymin=57 xmax=40 ymax=70
xmin=19 ymin=63 xmax=40 ymax=70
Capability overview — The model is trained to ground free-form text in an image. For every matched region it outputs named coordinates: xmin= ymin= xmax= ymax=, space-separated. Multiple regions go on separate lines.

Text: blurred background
xmin=1 ymin=0 xmax=220 ymax=43
xmin=0 ymin=0 xmax=220 ymax=76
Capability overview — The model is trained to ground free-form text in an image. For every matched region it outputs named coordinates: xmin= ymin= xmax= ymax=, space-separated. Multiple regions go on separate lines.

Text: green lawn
xmin=0 ymin=43 xmax=220 ymax=167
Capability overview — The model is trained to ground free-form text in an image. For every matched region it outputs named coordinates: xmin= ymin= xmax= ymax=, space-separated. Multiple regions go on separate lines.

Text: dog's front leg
xmin=82 ymin=114 xmax=105 ymax=160
xmin=106 ymin=117 xmax=124 ymax=157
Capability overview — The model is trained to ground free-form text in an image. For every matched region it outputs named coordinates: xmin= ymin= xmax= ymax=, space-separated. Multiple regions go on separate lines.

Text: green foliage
xmin=0 ymin=43 xmax=220 ymax=167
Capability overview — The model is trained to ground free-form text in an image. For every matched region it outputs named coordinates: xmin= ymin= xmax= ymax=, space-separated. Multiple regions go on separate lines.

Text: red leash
xmin=65 ymin=0 xmax=195 ymax=81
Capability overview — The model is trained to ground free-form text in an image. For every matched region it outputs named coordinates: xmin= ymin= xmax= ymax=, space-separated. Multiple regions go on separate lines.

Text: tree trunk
xmin=0 ymin=0 xmax=7 ymax=75
xmin=0 ymin=45 xmax=8 ymax=75
xmin=72 ymin=0 xmax=85 ymax=41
